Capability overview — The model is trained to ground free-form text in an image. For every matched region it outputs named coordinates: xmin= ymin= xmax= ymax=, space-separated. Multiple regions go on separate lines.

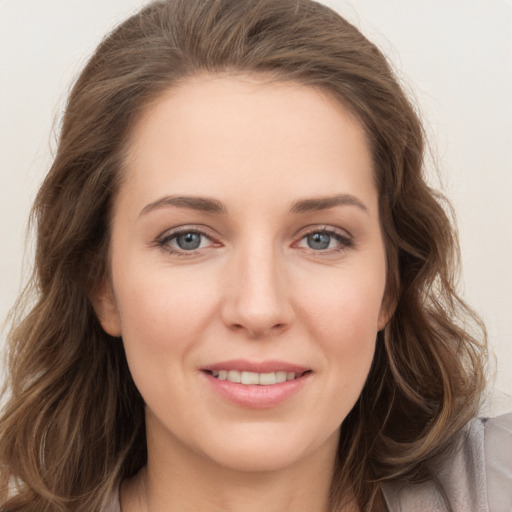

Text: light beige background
xmin=1 ymin=0 xmax=511 ymax=413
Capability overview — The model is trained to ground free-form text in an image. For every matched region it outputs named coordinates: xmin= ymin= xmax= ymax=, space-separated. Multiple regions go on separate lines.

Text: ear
xmin=377 ymin=294 xmax=397 ymax=332
xmin=91 ymin=283 xmax=122 ymax=337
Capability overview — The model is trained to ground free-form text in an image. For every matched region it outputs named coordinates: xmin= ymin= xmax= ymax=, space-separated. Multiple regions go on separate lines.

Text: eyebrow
xmin=289 ymin=194 xmax=368 ymax=214
xmin=139 ymin=193 xmax=368 ymax=218
xmin=139 ymin=195 xmax=227 ymax=217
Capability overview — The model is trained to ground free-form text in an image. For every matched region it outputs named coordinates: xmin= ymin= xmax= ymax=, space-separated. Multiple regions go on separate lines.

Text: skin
xmin=96 ymin=74 xmax=390 ymax=512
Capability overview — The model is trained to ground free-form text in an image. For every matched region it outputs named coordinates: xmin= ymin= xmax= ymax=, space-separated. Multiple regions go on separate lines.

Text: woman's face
xmin=97 ymin=75 xmax=389 ymax=473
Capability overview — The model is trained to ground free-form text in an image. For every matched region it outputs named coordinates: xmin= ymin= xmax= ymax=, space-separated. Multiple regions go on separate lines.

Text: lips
xmin=203 ymin=359 xmax=309 ymax=373
xmin=201 ymin=360 xmax=312 ymax=408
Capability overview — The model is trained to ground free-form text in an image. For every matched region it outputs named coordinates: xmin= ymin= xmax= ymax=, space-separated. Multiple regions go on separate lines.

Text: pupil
xmin=177 ymin=232 xmax=201 ymax=250
xmin=307 ymin=232 xmax=330 ymax=250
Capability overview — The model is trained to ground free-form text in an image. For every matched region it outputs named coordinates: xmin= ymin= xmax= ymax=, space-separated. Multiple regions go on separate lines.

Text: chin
xmin=200 ymin=426 xmax=339 ymax=474
xmin=210 ymin=447 xmax=308 ymax=473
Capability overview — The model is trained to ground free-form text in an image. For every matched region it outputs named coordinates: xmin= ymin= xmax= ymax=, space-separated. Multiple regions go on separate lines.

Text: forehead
xmin=120 ymin=74 xmax=377 ymax=215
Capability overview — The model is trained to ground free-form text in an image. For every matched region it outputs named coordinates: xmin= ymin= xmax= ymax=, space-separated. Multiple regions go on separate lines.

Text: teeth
xmin=259 ymin=372 xmax=277 ymax=385
xmin=227 ymin=370 xmax=241 ymax=383
xmin=276 ymin=371 xmax=287 ymax=383
xmin=241 ymin=371 xmax=260 ymax=385
xmin=211 ymin=370 xmax=300 ymax=385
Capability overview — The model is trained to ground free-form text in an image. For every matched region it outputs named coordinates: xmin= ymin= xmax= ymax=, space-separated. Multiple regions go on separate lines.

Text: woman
xmin=0 ymin=0 xmax=510 ymax=511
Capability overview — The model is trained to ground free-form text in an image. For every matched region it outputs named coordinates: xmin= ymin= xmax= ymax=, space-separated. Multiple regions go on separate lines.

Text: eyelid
xmin=295 ymin=224 xmax=353 ymax=239
xmin=293 ymin=225 xmax=354 ymax=253
xmin=155 ymin=224 xmax=221 ymax=254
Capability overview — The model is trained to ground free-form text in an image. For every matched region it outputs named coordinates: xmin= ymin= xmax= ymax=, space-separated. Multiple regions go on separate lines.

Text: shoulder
xmin=103 ymin=485 xmax=121 ymax=512
xmin=381 ymin=413 xmax=512 ymax=512
xmin=482 ymin=412 xmax=512 ymax=512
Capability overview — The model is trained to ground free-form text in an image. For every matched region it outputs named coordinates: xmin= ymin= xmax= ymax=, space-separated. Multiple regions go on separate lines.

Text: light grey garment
xmin=381 ymin=413 xmax=512 ymax=512
xmin=106 ymin=414 xmax=512 ymax=512
xmin=104 ymin=488 xmax=121 ymax=512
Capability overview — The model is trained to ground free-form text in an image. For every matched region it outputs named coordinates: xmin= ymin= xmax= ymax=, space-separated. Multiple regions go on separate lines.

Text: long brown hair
xmin=0 ymin=1 xmax=487 ymax=510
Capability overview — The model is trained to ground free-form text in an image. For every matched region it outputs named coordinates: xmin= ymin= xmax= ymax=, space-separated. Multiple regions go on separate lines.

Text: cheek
xmin=295 ymin=262 xmax=385 ymax=379
xmin=112 ymin=268 xmax=223 ymax=420
xmin=111 ymin=261 xmax=221 ymax=378
xmin=318 ymin=292 xmax=379 ymax=378
xmin=297 ymin=264 xmax=386 ymax=338
xmin=289 ymin=273 xmax=382 ymax=434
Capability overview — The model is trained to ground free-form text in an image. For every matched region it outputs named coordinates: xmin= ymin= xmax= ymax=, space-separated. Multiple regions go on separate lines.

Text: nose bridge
xmin=222 ymin=234 xmax=292 ymax=337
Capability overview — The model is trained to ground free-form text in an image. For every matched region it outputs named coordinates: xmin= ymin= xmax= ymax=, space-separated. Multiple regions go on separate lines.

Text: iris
xmin=307 ymin=232 xmax=331 ymax=250
xmin=176 ymin=232 xmax=202 ymax=250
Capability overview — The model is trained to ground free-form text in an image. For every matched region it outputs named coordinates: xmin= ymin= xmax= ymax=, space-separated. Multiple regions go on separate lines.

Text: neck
xmin=144 ymin=463 xmax=332 ymax=512
xmin=121 ymin=420 xmax=356 ymax=512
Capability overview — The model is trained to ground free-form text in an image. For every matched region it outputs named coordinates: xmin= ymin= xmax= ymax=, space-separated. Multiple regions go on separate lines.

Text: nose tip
xmin=229 ymin=313 xmax=289 ymax=339
xmin=220 ymin=253 xmax=294 ymax=339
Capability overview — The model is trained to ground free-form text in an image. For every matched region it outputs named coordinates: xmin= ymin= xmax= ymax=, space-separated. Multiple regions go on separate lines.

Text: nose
xmin=220 ymin=242 xmax=294 ymax=339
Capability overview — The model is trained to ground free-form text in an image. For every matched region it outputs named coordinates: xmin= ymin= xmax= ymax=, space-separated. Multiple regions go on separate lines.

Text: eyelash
xmin=155 ymin=225 xmax=219 ymax=255
xmin=155 ymin=226 xmax=354 ymax=256
xmin=294 ymin=227 xmax=354 ymax=254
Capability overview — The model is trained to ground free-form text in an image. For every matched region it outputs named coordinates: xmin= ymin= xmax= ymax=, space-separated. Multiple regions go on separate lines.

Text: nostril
xmin=228 ymin=321 xmax=288 ymax=338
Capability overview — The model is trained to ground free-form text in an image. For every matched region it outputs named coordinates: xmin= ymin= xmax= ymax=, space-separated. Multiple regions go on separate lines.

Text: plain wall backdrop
xmin=1 ymin=0 xmax=511 ymax=413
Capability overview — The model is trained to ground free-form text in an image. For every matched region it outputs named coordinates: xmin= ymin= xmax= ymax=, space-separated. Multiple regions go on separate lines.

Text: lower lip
xmin=202 ymin=372 xmax=311 ymax=408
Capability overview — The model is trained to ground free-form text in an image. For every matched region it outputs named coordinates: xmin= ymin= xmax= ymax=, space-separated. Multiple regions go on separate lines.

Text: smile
xmin=207 ymin=370 xmax=306 ymax=385
xmin=202 ymin=360 xmax=312 ymax=407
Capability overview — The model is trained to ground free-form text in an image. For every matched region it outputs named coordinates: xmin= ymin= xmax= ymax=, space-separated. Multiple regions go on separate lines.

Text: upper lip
xmin=201 ymin=359 xmax=310 ymax=374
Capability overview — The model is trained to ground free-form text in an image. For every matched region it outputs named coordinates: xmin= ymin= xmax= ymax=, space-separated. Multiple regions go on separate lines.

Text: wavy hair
xmin=0 ymin=1 xmax=486 ymax=510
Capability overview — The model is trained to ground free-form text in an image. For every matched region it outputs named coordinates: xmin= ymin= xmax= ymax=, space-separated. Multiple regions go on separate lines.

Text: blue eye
xmin=157 ymin=229 xmax=214 ymax=254
xmin=175 ymin=232 xmax=203 ymax=250
xmin=297 ymin=229 xmax=353 ymax=252
xmin=306 ymin=232 xmax=331 ymax=250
